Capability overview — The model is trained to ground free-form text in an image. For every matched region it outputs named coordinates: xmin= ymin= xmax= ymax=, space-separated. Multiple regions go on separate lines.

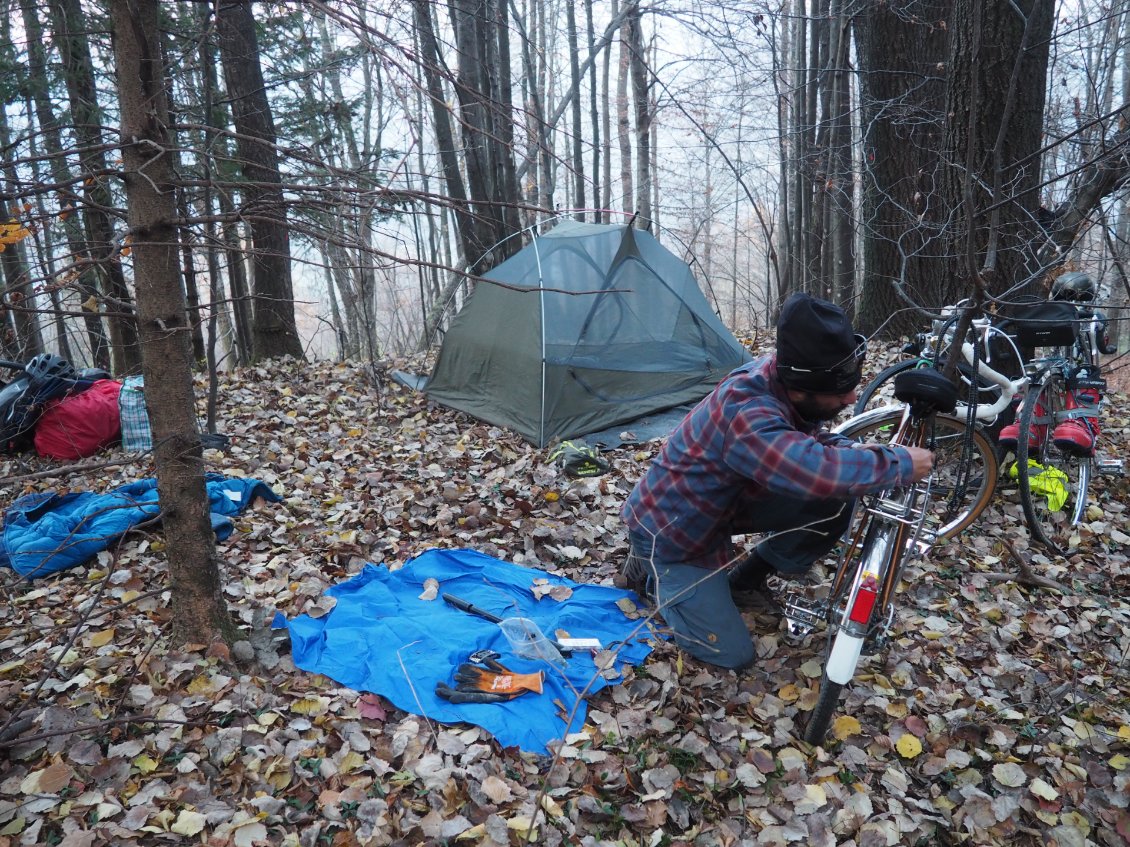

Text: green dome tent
xmin=424 ymin=221 xmax=751 ymax=447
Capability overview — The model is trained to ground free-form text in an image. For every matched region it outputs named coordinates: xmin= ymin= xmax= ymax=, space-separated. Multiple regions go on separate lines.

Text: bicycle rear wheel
xmin=1015 ymin=371 xmax=1093 ymax=553
xmin=835 ymin=409 xmax=998 ymax=540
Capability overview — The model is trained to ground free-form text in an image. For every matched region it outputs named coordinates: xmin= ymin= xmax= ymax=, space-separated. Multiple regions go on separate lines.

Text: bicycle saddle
xmin=893 ymin=368 xmax=958 ymax=414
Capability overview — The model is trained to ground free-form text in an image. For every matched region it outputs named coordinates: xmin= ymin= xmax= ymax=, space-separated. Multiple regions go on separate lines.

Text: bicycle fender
xmin=826 ymin=632 xmax=865 ymax=685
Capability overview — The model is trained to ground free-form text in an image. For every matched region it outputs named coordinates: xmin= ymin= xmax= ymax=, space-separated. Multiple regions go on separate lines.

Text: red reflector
xmin=849 ymin=585 xmax=878 ymax=624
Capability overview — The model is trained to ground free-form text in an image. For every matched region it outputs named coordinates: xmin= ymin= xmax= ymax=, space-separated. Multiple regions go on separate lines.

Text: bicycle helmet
xmin=1051 ymin=271 xmax=1096 ymax=302
xmin=25 ymin=353 xmax=77 ymax=384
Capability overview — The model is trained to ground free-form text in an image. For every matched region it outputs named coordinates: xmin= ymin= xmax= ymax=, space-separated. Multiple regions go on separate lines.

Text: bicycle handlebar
xmin=955 ymin=342 xmax=1028 ymax=420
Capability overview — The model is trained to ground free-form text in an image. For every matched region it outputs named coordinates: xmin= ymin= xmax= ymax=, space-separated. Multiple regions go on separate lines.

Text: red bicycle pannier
xmin=34 ymin=379 xmax=123 ymax=460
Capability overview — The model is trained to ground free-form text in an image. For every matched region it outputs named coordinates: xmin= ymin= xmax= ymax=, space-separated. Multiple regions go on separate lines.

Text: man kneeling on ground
xmin=620 ymin=292 xmax=934 ymax=670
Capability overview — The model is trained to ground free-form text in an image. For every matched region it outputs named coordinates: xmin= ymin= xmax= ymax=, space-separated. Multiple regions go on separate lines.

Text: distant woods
xmin=2 ymin=0 xmax=1129 ymax=368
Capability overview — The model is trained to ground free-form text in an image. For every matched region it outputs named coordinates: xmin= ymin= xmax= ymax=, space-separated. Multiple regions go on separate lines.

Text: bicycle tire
xmin=805 ymin=678 xmax=844 ymax=745
xmin=1016 ymin=371 xmax=1093 ymax=553
xmin=836 ymin=408 xmax=999 ymax=540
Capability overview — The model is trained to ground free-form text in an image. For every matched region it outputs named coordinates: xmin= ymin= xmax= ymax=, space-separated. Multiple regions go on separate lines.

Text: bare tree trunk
xmin=772 ymin=13 xmax=792 ymax=305
xmin=198 ymin=8 xmax=252 ymax=366
xmin=602 ymin=0 xmax=615 ymax=220
xmin=617 ymin=12 xmax=633 ymax=215
xmin=789 ymin=0 xmax=808 ymax=296
xmin=567 ymin=0 xmax=585 ymax=218
xmin=0 ymin=75 xmax=44 ymax=357
xmin=111 ymin=0 xmax=232 ymax=647
xmin=625 ymin=0 xmax=651 ymax=227
xmin=826 ymin=0 xmax=854 ymax=311
xmin=585 ymin=0 xmax=600 ymax=221
xmin=534 ymin=0 xmax=554 ymax=215
xmin=926 ymin=0 xmax=1054 ymax=301
xmin=649 ymin=33 xmax=660 ymax=234
xmin=854 ymin=0 xmax=950 ymax=336
xmin=447 ymin=0 xmax=522 ymax=264
xmin=217 ymin=0 xmax=305 ymax=361
xmin=509 ymin=0 xmax=554 ymax=218
xmin=18 ymin=0 xmax=99 ymax=361
xmin=161 ymin=45 xmax=206 ymax=365
xmin=412 ymin=0 xmax=483 ymax=267
xmin=50 ymin=0 xmax=141 ymax=372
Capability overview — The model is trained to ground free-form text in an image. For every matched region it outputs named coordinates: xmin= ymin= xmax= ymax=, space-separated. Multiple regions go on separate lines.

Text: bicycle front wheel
xmin=836 ymin=408 xmax=999 ymax=540
xmin=1016 ymin=371 xmax=1092 ymax=553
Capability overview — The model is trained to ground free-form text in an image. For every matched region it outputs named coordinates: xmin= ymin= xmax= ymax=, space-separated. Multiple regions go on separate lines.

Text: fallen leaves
xmin=0 ymin=354 xmax=1127 ymax=846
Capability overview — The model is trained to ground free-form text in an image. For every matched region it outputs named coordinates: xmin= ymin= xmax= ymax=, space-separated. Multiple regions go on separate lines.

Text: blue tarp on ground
xmin=0 ymin=475 xmax=281 ymax=578
xmin=276 ymin=548 xmax=658 ymax=754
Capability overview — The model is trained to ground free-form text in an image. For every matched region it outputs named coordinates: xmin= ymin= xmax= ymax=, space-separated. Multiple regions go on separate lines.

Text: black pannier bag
xmin=999 ymin=299 xmax=1080 ymax=350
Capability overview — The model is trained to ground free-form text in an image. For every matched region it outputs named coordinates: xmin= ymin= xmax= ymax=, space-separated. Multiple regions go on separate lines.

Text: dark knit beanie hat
xmin=776 ymin=292 xmax=867 ymax=393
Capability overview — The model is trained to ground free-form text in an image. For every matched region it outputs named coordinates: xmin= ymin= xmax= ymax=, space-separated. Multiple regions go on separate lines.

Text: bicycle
xmin=854 ymin=302 xmax=1027 ymax=431
xmin=840 ymin=308 xmax=1027 ymax=542
xmin=1005 ymin=301 xmax=1123 ymax=553
xmin=786 ymin=365 xmax=1008 ymax=746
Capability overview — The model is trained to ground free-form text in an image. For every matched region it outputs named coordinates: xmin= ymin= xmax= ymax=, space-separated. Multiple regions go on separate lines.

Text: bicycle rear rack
xmin=861 ymin=483 xmax=938 ymax=548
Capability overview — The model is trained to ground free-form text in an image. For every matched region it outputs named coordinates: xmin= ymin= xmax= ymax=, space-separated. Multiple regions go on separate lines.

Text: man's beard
xmin=792 ymin=394 xmax=850 ymax=423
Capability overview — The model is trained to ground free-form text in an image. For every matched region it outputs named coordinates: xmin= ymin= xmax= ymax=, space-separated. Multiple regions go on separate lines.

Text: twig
xmin=0 ymin=715 xmax=211 ymax=750
xmin=978 ymin=538 xmax=1066 ymax=591
xmin=396 ymin=641 xmax=441 ymax=749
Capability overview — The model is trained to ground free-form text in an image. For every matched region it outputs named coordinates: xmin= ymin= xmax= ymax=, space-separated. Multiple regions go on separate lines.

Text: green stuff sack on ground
xmin=548 ymin=440 xmax=610 ymax=478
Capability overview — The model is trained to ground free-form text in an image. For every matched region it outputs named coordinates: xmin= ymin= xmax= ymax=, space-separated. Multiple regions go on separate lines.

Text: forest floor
xmin=0 ymin=344 xmax=1128 ymax=847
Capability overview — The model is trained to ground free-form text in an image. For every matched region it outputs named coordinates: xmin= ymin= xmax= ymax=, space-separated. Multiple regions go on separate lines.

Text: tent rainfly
xmin=424 ymin=221 xmax=751 ymax=447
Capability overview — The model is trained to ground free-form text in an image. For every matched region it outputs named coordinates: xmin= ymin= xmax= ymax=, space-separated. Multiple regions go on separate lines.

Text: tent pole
xmin=533 ymin=234 xmax=547 ymax=447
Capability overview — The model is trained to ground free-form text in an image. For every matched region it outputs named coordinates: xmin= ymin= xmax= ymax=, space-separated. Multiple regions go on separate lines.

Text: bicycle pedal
xmin=782 ymin=593 xmax=824 ymax=638
xmin=1095 ymin=457 xmax=1125 ymax=476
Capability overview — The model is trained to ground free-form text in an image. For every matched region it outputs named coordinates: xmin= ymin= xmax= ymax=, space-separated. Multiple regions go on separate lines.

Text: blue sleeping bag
xmin=0 ymin=474 xmax=280 ymax=578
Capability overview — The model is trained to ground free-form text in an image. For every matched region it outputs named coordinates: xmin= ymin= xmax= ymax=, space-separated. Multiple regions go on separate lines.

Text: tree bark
xmin=17 ymin=0 xmax=101 ymax=361
xmin=448 ymin=0 xmax=521 ymax=267
xmin=925 ymin=0 xmax=1054 ymax=302
xmin=585 ymin=0 xmax=600 ymax=220
xmin=567 ymin=0 xmax=585 ymax=217
xmin=854 ymin=0 xmax=950 ymax=336
xmin=111 ymin=0 xmax=232 ymax=647
xmin=412 ymin=0 xmax=484 ymax=268
xmin=198 ymin=6 xmax=253 ymax=365
xmin=617 ymin=11 xmax=633 ymax=215
xmin=0 ymin=46 xmax=44 ymax=359
xmin=216 ymin=0 xmax=304 ymax=361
